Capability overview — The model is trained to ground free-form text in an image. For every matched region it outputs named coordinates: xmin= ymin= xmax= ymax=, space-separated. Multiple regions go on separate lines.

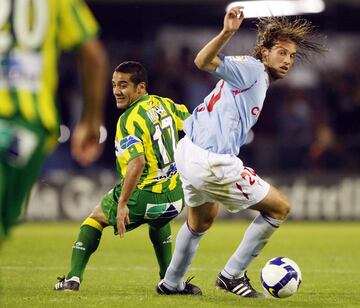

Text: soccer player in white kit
xmin=156 ymin=6 xmax=324 ymax=297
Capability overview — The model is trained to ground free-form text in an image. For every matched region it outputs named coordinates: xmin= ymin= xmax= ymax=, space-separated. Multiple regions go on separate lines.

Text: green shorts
xmin=0 ymin=117 xmax=49 ymax=239
xmin=101 ymin=183 xmax=184 ymax=234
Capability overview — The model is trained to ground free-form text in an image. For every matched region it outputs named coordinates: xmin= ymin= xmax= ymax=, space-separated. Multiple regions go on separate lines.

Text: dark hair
xmin=252 ymin=17 xmax=326 ymax=61
xmin=115 ymin=61 xmax=148 ymax=89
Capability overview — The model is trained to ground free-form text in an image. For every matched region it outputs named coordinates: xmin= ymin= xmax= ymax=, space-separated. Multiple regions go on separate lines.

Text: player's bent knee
xmin=260 ymin=199 xmax=290 ymax=220
xmin=272 ymin=195 xmax=291 ymax=220
xmin=200 ymin=217 xmax=216 ymax=231
xmin=281 ymin=199 xmax=291 ymax=219
xmin=188 ymin=202 xmax=218 ymax=233
xmin=273 ymin=189 xmax=291 ymax=220
xmin=188 ymin=212 xmax=216 ymax=233
xmin=188 ymin=217 xmax=214 ymax=233
xmin=252 ymin=188 xmax=290 ymax=220
xmin=89 ymin=205 xmax=109 ymax=226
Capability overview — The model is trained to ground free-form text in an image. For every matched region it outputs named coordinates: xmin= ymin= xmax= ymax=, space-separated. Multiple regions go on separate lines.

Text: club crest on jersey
xmin=251 ymin=106 xmax=260 ymax=116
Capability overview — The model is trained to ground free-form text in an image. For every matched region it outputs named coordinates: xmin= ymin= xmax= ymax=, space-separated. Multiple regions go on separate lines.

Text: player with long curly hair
xmin=156 ymin=7 xmax=325 ymax=297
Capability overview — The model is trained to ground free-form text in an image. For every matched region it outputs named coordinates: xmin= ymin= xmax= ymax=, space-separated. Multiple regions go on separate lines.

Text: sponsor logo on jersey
xmin=231 ymin=80 xmax=258 ymax=96
xmin=154 ymin=163 xmax=178 ymax=182
xmin=144 ymin=199 xmax=183 ymax=220
xmin=120 ymin=135 xmax=141 ymax=150
xmin=115 ymin=135 xmax=141 ymax=157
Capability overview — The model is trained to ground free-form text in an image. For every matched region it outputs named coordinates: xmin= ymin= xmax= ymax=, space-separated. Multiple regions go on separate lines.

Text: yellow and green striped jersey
xmin=0 ymin=0 xmax=99 ymax=150
xmin=115 ymin=94 xmax=190 ymax=193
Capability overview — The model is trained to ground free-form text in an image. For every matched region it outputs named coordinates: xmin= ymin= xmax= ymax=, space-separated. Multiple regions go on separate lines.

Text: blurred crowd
xmin=50 ymin=35 xmax=360 ymax=175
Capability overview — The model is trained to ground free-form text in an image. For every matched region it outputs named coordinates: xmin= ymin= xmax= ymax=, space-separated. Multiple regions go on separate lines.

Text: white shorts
xmin=174 ymin=136 xmax=270 ymax=213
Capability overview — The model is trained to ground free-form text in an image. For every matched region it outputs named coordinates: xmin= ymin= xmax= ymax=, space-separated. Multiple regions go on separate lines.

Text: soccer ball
xmin=261 ymin=257 xmax=302 ymax=298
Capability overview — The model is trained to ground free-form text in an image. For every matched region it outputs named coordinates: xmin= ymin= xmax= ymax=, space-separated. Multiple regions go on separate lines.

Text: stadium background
xmin=27 ymin=0 xmax=360 ymax=221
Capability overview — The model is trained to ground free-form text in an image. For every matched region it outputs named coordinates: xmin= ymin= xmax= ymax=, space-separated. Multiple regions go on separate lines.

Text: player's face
xmin=262 ymin=40 xmax=297 ymax=81
xmin=112 ymin=72 xmax=145 ymax=109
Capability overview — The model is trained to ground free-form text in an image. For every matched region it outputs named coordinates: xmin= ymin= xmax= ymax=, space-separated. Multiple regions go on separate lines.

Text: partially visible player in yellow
xmin=0 ymin=0 xmax=109 ymax=243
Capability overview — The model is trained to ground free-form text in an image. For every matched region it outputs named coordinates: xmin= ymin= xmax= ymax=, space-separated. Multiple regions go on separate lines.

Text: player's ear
xmin=137 ymin=82 xmax=146 ymax=93
xmin=260 ymin=47 xmax=269 ymax=63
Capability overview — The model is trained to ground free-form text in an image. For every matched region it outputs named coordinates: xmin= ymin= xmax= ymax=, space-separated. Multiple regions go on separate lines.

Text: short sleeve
xmin=212 ymin=56 xmax=264 ymax=89
xmin=115 ymin=118 xmax=144 ymax=164
xmin=58 ymin=0 xmax=99 ymax=51
xmin=165 ymin=98 xmax=190 ymax=131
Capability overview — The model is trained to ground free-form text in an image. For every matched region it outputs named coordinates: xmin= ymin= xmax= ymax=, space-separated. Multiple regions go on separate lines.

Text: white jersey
xmin=184 ymin=55 xmax=269 ymax=155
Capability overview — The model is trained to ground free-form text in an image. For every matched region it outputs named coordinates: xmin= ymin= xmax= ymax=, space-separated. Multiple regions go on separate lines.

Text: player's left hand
xmin=71 ymin=121 xmax=104 ymax=166
xmin=117 ymin=203 xmax=130 ymax=238
xmin=224 ymin=6 xmax=244 ymax=33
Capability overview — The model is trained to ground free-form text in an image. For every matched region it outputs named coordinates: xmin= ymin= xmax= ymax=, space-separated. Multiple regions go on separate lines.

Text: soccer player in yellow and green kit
xmin=0 ymin=1 xmax=108 ymax=243
xmin=54 ymin=61 xmax=190 ymax=291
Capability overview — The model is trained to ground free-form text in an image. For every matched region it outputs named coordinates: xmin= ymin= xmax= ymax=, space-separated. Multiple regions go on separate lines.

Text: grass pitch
xmin=1 ymin=220 xmax=359 ymax=307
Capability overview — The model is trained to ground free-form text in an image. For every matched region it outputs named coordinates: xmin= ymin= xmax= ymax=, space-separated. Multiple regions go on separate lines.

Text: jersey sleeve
xmin=212 ymin=56 xmax=264 ymax=89
xmin=164 ymin=98 xmax=190 ymax=131
xmin=58 ymin=0 xmax=99 ymax=51
xmin=115 ymin=117 xmax=144 ymax=165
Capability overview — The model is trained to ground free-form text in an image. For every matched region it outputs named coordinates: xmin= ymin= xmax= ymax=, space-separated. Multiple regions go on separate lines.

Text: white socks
xmin=163 ymin=222 xmax=205 ymax=290
xmin=221 ymin=214 xmax=283 ymax=279
xmin=162 ymin=214 xmax=282 ymax=287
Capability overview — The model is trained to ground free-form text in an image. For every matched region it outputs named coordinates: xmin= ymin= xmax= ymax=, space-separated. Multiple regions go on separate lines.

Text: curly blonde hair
xmin=252 ymin=17 xmax=326 ymax=61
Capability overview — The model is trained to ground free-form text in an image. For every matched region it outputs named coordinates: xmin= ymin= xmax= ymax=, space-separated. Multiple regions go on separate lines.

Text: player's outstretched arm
xmin=194 ymin=6 xmax=244 ymax=72
xmin=117 ymin=155 xmax=146 ymax=238
xmin=71 ymin=38 xmax=109 ymax=166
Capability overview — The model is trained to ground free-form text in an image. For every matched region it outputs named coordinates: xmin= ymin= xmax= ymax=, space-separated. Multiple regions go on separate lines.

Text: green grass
xmin=1 ymin=221 xmax=359 ymax=307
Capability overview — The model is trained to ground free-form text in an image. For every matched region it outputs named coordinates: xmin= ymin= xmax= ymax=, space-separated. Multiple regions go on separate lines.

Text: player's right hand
xmin=224 ymin=6 xmax=244 ymax=33
xmin=117 ymin=204 xmax=130 ymax=238
xmin=71 ymin=121 xmax=103 ymax=166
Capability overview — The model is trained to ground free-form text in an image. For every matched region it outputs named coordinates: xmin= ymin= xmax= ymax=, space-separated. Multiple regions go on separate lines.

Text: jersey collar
xmin=128 ymin=93 xmax=149 ymax=109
